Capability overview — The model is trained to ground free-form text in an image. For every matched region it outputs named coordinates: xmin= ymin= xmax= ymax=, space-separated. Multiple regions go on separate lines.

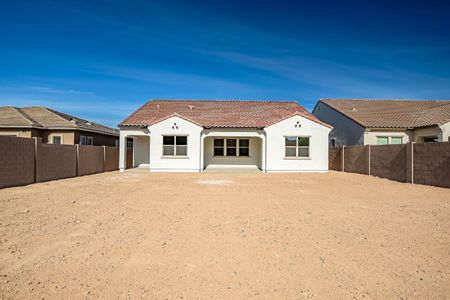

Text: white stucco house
xmin=118 ymin=99 xmax=332 ymax=172
xmin=312 ymin=99 xmax=450 ymax=147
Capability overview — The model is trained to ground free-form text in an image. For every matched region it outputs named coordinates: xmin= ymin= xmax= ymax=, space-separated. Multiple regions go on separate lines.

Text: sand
xmin=0 ymin=171 xmax=449 ymax=299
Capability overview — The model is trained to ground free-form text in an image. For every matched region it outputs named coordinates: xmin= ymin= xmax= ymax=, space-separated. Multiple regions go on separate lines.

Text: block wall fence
xmin=0 ymin=136 xmax=133 ymax=189
xmin=329 ymin=142 xmax=450 ymax=188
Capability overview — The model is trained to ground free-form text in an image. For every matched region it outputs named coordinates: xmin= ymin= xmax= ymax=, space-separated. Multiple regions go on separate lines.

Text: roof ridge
xmin=16 ymin=107 xmax=42 ymax=127
xmin=150 ymin=99 xmax=299 ymax=104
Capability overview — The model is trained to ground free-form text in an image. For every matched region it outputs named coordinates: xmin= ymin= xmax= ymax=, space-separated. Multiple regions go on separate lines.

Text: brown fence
xmin=329 ymin=142 xmax=450 ymax=188
xmin=0 ymin=136 xmax=133 ymax=189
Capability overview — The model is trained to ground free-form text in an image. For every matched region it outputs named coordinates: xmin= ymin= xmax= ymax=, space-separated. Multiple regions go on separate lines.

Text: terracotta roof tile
xmin=119 ymin=99 xmax=331 ymax=128
xmin=319 ymin=99 xmax=450 ymax=128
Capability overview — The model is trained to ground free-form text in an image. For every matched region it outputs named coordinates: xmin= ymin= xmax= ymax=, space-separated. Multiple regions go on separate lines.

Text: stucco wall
xmin=313 ymin=102 xmax=365 ymax=146
xmin=363 ymin=130 xmax=413 ymax=145
xmin=133 ymin=136 xmax=150 ymax=167
xmin=46 ymin=131 xmax=75 ymax=145
xmin=439 ymin=122 xmax=450 ymax=142
xmin=413 ymin=126 xmax=442 ymax=142
xmin=265 ymin=115 xmax=331 ymax=172
xmin=203 ymin=136 xmax=261 ymax=168
xmin=148 ymin=116 xmax=203 ymax=172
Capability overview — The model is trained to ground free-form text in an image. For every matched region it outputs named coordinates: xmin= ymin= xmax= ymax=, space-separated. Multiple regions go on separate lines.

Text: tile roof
xmin=0 ymin=106 xmax=119 ymax=135
xmin=319 ymin=99 xmax=450 ymax=129
xmin=119 ymin=99 xmax=331 ymax=129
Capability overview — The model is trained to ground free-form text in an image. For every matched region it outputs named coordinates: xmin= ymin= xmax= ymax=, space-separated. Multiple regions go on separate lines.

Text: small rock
xmin=120 ymin=212 xmax=125 ymax=216
xmin=72 ymin=200 xmax=76 ymax=204
xmin=20 ymin=209 xmax=29 ymax=214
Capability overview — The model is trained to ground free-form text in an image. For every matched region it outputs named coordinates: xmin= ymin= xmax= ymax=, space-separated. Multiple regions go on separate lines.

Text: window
xmin=163 ymin=136 xmax=187 ymax=156
xmin=390 ymin=137 xmax=402 ymax=145
xmin=377 ymin=136 xmax=403 ymax=145
xmin=285 ymin=137 xmax=310 ymax=158
xmin=226 ymin=139 xmax=237 ymax=156
xmin=214 ymin=139 xmax=224 ymax=156
xmin=213 ymin=138 xmax=249 ymax=157
xmin=239 ymin=139 xmax=249 ymax=156
xmin=52 ymin=135 xmax=62 ymax=144
xmin=80 ymin=135 xmax=87 ymax=145
xmin=87 ymin=136 xmax=94 ymax=145
xmin=376 ymin=137 xmax=389 ymax=145
xmin=423 ymin=136 xmax=438 ymax=143
xmin=127 ymin=139 xmax=133 ymax=148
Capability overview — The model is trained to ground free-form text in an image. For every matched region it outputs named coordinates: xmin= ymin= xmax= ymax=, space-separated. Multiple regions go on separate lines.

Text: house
xmin=118 ymin=99 xmax=332 ymax=172
xmin=312 ymin=99 xmax=450 ymax=147
xmin=0 ymin=106 xmax=119 ymax=146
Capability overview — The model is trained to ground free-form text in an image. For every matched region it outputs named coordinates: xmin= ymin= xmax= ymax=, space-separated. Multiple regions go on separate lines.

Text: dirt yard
xmin=0 ymin=171 xmax=449 ymax=299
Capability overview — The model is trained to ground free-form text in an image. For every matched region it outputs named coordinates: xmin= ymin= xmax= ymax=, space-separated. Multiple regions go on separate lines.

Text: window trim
xmin=161 ymin=135 xmax=189 ymax=158
xmin=283 ymin=136 xmax=311 ymax=159
xmin=52 ymin=135 xmax=63 ymax=145
xmin=212 ymin=138 xmax=250 ymax=157
xmin=87 ymin=136 xmax=94 ymax=145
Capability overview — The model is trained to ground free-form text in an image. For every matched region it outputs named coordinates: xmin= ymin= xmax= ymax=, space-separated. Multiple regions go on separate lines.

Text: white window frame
xmin=376 ymin=136 xmax=403 ymax=145
xmin=213 ymin=138 xmax=250 ymax=157
xmin=87 ymin=136 xmax=94 ymax=145
xmin=162 ymin=135 xmax=188 ymax=158
xmin=52 ymin=135 xmax=63 ymax=145
xmin=284 ymin=136 xmax=311 ymax=159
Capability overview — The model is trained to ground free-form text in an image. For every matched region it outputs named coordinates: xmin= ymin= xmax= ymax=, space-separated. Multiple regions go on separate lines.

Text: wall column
xmin=119 ymin=133 xmax=127 ymax=172
xmin=199 ymin=132 xmax=206 ymax=171
xmin=260 ymin=134 xmax=266 ymax=172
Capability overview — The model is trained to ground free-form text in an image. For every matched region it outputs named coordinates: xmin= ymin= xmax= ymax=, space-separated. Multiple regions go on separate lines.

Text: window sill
xmin=161 ymin=156 xmax=189 ymax=159
xmin=283 ymin=157 xmax=311 ymax=160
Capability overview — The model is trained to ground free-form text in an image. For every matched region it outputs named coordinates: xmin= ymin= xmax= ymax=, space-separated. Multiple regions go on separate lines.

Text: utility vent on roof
xmin=188 ymin=105 xmax=195 ymax=110
xmin=352 ymin=108 xmax=357 ymax=112
xmin=70 ymin=118 xmax=76 ymax=124
xmin=86 ymin=122 xmax=92 ymax=126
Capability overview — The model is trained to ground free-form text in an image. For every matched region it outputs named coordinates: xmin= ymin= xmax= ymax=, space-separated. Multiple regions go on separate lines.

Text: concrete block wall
xmin=0 ymin=136 xmax=35 ymax=188
xmin=0 ymin=136 xmax=129 ymax=189
xmin=330 ymin=142 xmax=450 ymax=189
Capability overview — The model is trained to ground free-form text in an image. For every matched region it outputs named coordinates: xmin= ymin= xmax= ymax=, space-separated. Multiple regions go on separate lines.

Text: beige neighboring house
xmin=0 ymin=106 xmax=119 ymax=146
xmin=312 ymin=99 xmax=450 ymax=147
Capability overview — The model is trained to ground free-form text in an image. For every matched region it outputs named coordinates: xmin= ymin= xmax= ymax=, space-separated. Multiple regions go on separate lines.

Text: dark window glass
xmin=163 ymin=145 xmax=174 ymax=156
xmin=285 ymin=147 xmax=296 ymax=157
xmin=298 ymin=147 xmax=309 ymax=157
xmin=214 ymin=147 xmax=224 ymax=156
xmin=227 ymin=139 xmax=237 ymax=147
xmin=214 ymin=139 xmax=224 ymax=147
xmin=163 ymin=136 xmax=175 ymax=145
xmin=239 ymin=147 xmax=249 ymax=156
xmin=227 ymin=147 xmax=237 ymax=156
xmin=285 ymin=137 xmax=296 ymax=146
xmin=53 ymin=136 xmax=61 ymax=144
xmin=239 ymin=139 xmax=249 ymax=147
xmin=298 ymin=137 xmax=309 ymax=146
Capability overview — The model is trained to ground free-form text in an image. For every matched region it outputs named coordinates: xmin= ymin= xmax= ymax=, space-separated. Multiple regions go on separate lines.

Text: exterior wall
xmin=104 ymin=147 xmax=120 ymax=172
xmin=265 ymin=115 xmax=331 ymax=172
xmin=312 ymin=102 xmax=365 ymax=146
xmin=203 ymin=136 xmax=261 ymax=168
xmin=46 ymin=130 xmax=75 ymax=145
xmin=440 ymin=122 xmax=450 ymax=142
xmin=74 ymin=130 xmax=119 ymax=146
xmin=413 ymin=126 xmax=442 ymax=142
xmin=119 ymin=127 xmax=148 ymax=171
xmin=363 ymin=129 xmax=413 ymax=145
xmin=0 ymin=128 xmax=42 ymax=138
xmin=0 ymin=136 xmax=35 ymax=188
xmin=413 ymin=142 xmax=450 ymax=188
xmin=148 ymin=116 xmax=203 ymax=172
xmin=133 ymin=136 xmax=150 ymax=167
xmin=370 ymin=144 xmax=407 ymax=182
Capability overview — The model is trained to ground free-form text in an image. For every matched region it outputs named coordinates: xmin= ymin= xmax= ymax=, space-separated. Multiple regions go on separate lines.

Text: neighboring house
xmin=118 ymin=99 xmax=332 ymax=172
xmin=312 ymin=99 xmax=450 ymax=147
xmin=0 ymin=106 xmax=119 ymax=146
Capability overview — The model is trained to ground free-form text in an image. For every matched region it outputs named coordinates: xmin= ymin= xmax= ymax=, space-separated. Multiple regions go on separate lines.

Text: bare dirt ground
xmin=0 ymin=171 xmax=449 ymax=299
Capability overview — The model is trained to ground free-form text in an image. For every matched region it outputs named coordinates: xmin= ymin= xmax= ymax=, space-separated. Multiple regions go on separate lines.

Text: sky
xmin=1 ymin=0 xmax=450 ymax=127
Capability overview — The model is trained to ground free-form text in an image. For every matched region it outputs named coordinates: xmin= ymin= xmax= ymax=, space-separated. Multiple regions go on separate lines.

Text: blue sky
xmin=1 ymin=0 xmax=450 ymax=127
